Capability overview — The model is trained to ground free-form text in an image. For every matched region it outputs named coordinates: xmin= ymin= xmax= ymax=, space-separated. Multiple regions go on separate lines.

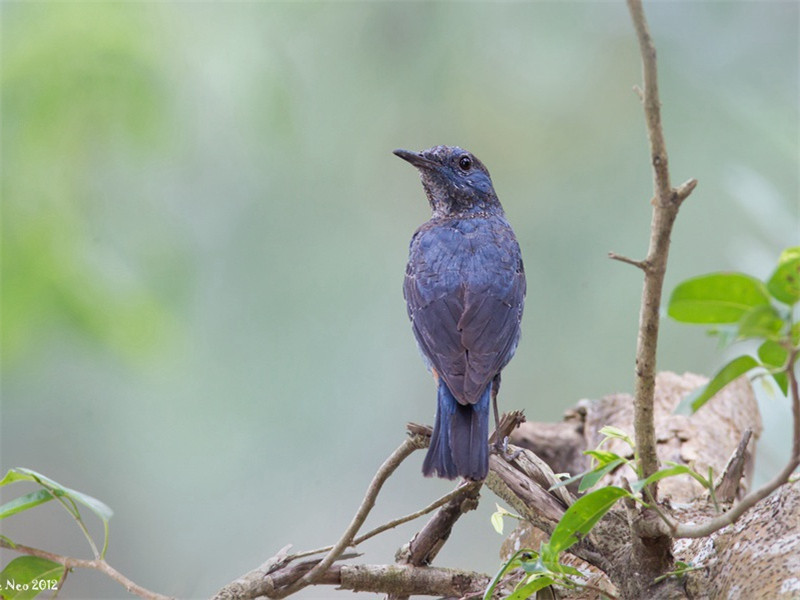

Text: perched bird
xmin=395 ymin=145 xmax=526 ymax=480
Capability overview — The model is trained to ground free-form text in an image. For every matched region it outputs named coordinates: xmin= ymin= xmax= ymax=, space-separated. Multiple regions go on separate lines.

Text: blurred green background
xmin=1 ymin=2 xmax=797 ymax=599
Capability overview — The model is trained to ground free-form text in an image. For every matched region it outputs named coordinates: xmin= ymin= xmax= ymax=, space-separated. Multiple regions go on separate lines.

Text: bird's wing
xmin=458 ymin=253 xmax=525 ymax=403
xmin=404 ymin=221 xmax=526 ymax=405
xmin=404 ymin=225 xmax=469 ymax=398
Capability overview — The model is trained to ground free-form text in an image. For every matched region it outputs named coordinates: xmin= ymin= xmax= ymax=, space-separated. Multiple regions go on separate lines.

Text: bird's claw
xmin=493 ymin=435 xmax=523 ymax=462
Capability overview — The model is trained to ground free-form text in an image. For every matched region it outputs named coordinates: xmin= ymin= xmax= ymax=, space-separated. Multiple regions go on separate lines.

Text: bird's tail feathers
xmin=422 ymin=381 xmax=490 ymax=480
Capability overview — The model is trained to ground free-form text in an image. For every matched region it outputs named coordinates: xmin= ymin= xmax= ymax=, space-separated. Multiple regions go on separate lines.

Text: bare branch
xmin=264 ymin=561 xmax=491 ymax=599
xmin=625 ymin=0 xmax=698 ymax=497
xmin=270 ymin=434 xmax=427 ymax=598
xmin=289 ymin=483 xmax=481 ymax=563
xmin=627 ymin=0 xmax=671 ymax=204
xmin=396 ymin=480 xmax=482 ymax=568
xmin=390 ymin=481 xmax=483 ymax=600
xmin=0 ymin=539 xmax=173 ymax=600
xmin=608 ymin=252 xmax=648 ymax=271
xmin=674 ymin=178 xmax=698 ymax=202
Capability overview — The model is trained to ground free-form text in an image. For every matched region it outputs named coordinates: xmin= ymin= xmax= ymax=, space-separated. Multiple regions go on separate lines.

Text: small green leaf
xmin=0 ymin=468 xmax=113 ymax=558
xmin=546 ymin=487 xmax=630 ymax=555
xmin=491 ymin=511 xmax=504 ymax=535
xmin=546 ymin=561 xmax=583 ymax=577
xmin=668 ymin=273 xmax=770 ymax=324
xmin=598 ymin=426 xmax=635 ymax=450
xmin=506 ymin=575 xmax=555 ymax=600
xmin=0 ymin=556 xmax=65 ymax=600
xmin=483 ymin=550 xmax=529 ymax=600
xmin=631 ymin=464 xmax=709 ymax=494
xmin=0 ymin=468 xmax=113 ymax=520
xmin=737 ymin=305 xmax=785 ymax=340
xmin=792 ymin=322 xmax=800 ymax=345
xmin=0 ymin=490 xmax=55 ymax=519
xmin=767 ymin=246 xmax=800 ymax=305
xmin=519 ymin=556 xmax=548 ymax=574
xmin=758 ymin=340 xmax=790 ymax=395
xmin=549 ymin=470 xmax=585 ymax=491
xmin=584 ymin=450 xmax=623 ymax=466
xmin=758 ymin=340 xmax=789 ymax=368
xmin=579 ymin=458 xmax=626 ymax=492
xmin=679 ymin=355 xmax=760 ymax=414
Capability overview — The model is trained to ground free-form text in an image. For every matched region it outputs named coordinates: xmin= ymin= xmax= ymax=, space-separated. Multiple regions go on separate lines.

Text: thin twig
xmin=271 ymin=435 xmax=427 ymax=598
xmin=608 ymin=252 xmax=648 ymax=271
xmin=0 ymin=539 xmax=173 ymax=600
xmin=674 ymin=350 xmax=799 ymax=538
xmin=289 ymin=483 xmax=479 ymax=561
xmin=356 ymin=483 xmax=477 ymax=547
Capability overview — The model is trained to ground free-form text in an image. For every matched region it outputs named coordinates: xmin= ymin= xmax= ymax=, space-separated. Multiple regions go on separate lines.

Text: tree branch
xmin=396 ymin=480 xmax=483 ymax=568
xmin=289 ymin=482 xmax=482 ymax=562
xmin=0 ymin=539 xmax=173 ymax=600
xmin=267 ymin=434 xmax=427 ymax=598
xmin=624 ymin=0 xmax=698 ymax=496
xmin=389 ymin=481 xmax=483 ymax=600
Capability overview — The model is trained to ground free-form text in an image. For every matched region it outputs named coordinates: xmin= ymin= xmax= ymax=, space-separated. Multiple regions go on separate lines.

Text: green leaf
xmin=545 ymin=561 xmax=583 ymax=577
xmin=549 ymin=470 xmax=586 ymax=491
xmin=758 ymin=340 xmax=789 ymax=368
xmin=506 ymin=575 xmax=555 ymax=600
xmin=578 ymin=458 xmax=626 ymax=492
xmin=631 ymin=464 xmax=709 ymax=494
xmin=0 ymin=468 xmax=112 ymax=520
xmin=0 ymin=556 xmax=65 ymax=600
xmin=767 ymin=246 xmax=800 ymax=305
xmin=484 ymin=550 xmax=530 ymax=600
xmin=584 ymin=450 xmax=623 ymax=466
xmin=0 ymin=490 xmax=55 ymax=519
xmin=546 ymin=487 xmax=630 ymax=555
xmin=679 ymin=355 xmax=760 ymax=414
xmin=519 ymin=556 xmax=548 ymax=575
xmin=737 ymin=305 xmax=785 ymax=340
xmin=598 ymin=426 xmax=635 ymax=450
xmin=668 ymin=273 xmax=770 ymax=324
xmin=0 ymin=468 xmax=113 ymax=557
xmin=491 ymin=511 xmax=504 ymax=535
xmin=758 ymin=340 xmax=790 ymax=395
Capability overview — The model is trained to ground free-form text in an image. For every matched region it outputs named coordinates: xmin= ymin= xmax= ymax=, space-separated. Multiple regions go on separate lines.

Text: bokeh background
xmin=2 ymin=2 xmax=797 ymax=599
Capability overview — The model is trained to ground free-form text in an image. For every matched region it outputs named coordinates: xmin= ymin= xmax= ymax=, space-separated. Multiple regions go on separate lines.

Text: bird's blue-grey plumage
xmin=396 ymin=145 xmax=526 ymax=480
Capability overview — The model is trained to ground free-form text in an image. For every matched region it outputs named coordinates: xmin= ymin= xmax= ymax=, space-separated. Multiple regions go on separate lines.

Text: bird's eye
xmin=458 ymin=155 xmax=472 ymax=171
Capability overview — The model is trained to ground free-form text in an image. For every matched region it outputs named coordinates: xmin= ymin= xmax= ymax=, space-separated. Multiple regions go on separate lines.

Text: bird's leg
xmin=491 ymin=375 xmax=501 ymax=437
xmin=490 ymin=375 xmax=507 ymax=452
xmin=490 ymin=374 xmax=523 ymax=461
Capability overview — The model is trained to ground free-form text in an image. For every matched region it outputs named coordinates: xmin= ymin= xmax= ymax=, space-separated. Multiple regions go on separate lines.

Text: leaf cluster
xmin=0 ymin=467 xmax=113 ymax=599
xmin=668 ymin=246 xmax=800 ymax=412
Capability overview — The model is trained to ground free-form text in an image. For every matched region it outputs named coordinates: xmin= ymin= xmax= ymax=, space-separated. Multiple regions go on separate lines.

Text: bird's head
xmin=393 ymin=145 xmax=501 ymax=218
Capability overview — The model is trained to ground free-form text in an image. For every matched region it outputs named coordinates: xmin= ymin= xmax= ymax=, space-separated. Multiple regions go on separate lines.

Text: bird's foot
xmin=493 ymin=436 xmax=523 ymax=462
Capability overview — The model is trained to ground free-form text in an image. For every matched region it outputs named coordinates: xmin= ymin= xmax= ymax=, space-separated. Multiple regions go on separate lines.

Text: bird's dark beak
xmin=393 ymin=149 xmax=437 ymax=170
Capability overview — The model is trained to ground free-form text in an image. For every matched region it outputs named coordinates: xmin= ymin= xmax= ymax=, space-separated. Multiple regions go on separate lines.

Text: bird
xmin=395 ymin=145 xmax=526 ymax=480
